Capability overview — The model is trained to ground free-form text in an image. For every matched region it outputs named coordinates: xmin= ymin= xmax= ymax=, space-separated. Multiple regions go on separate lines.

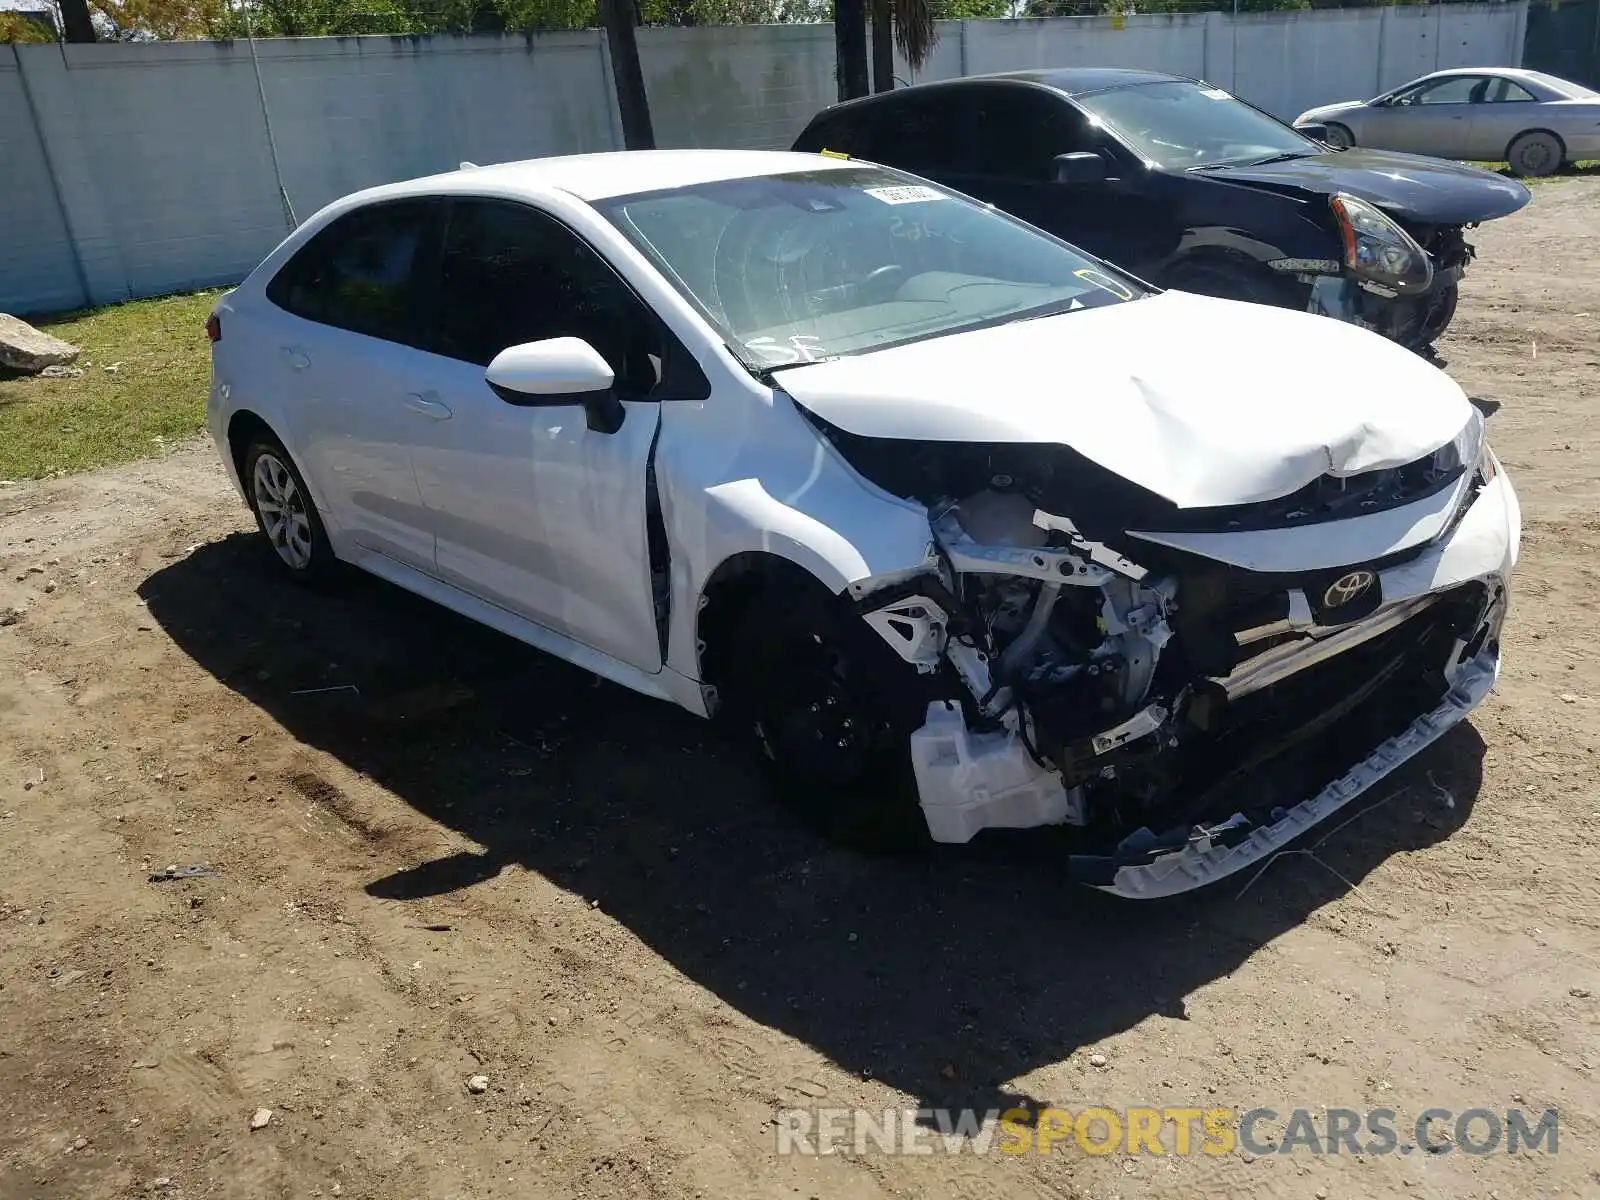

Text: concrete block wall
xmin=0 ymin=53 xmax=83 ymax=314
xmin=641 ymin=23 xmax=839 ymax=150
xmin=2 ymin=3 xmax=1527 ymax=315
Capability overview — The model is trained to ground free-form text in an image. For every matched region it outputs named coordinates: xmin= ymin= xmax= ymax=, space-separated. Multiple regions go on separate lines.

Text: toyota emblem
xmin=1323 ymin=570 xmax=1376 ymax=609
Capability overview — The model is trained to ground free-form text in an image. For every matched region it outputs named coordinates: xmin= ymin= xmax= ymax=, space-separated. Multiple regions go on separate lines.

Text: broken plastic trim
xmin=1083 ymin=644 xmax=1498 ymax=899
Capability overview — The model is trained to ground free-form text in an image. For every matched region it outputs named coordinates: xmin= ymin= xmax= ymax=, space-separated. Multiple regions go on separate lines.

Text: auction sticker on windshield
xmin=864 ymin=185 xmax=946 ymax=205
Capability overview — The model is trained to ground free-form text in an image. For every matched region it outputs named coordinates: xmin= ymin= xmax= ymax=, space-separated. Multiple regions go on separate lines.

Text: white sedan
xmin=207 ymin=149 xmax=1518 ymax=897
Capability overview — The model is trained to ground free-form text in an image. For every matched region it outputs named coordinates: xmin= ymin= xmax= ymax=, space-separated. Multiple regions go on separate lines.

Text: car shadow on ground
xmin=142 ymin=533 xmax=1485 ymax=1116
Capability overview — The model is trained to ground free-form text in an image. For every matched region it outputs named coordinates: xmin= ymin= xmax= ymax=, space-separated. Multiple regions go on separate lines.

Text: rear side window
xmin=1492 ymin=78 xmax=1537 ymax=102
xmin=858 ymin=93 xmax=967 ymax=175
xmin=795 ymin=109 xmax=866 ymax=157
xmin=266 ymin=201 xmax=434 ymax=345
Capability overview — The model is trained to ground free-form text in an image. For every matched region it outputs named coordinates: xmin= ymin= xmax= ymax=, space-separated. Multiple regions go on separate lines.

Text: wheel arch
xmin=694 ymin=550 xmax=846 ymax=709
xmin=1159 ymin=245 xmax=1307 ymax=307
xmin=225 ymin=410 xmax=339 ymax=541
xmin=226 ymin=409 xmax=281 ymax=487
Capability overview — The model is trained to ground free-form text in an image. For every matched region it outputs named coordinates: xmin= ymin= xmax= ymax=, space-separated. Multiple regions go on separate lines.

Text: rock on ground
xmin=0 ymin=313 xmax=80 ymax=373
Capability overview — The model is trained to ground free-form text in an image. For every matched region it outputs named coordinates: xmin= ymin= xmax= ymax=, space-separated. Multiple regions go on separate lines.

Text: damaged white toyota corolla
xmin=208 ymin=150 xmax=1517 ymax=898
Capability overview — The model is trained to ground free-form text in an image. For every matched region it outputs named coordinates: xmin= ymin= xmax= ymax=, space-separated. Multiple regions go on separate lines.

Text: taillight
xmin=205 ymin=313 xmax=221 ymax=343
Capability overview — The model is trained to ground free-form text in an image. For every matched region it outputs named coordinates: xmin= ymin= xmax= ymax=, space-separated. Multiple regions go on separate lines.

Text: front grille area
xmin=1166 ymin=583 xmax=1486 ymax=827
xmin=1139 ymin=460 xmax=1466 ymax=535
xmin=1144 ymin=538 xmax=1451 ymax=682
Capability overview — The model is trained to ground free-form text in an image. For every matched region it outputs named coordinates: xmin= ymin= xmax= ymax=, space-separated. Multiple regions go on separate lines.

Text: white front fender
xmin=655 ymin=398 xmax=935 ymax=680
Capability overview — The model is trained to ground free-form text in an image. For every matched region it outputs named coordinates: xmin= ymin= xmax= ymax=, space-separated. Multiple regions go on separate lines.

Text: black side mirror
xmin=1299 ymin=122 xmax=1331 ymax=143
xmin=1053 ymin=152 xmax=1108 ymax=186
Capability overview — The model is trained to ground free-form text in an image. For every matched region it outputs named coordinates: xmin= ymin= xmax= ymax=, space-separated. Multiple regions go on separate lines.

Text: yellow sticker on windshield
xmin=1074 ymin=268 xmax=1136 ymax=302
xmin=819 ymin=148 xmax=850 ymax=160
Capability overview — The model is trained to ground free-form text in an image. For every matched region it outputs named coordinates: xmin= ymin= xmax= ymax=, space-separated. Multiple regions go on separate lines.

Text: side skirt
xmin=347 ymin=549 xmax=710 ymax=718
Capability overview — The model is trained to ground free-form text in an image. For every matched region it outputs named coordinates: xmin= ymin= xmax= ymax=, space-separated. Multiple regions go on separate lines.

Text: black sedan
xmin=793 ymin=69 xmax=1531 ymax=350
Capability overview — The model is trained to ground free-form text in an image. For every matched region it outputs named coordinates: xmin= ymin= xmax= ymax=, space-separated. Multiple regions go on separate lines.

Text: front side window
xmin=595 ymin=166 xmax=1144 ymax=368
xmin=266 ymin=200 xmax=433 ymax=345
xmin=1409 ymin=76 xmax=1490 ymax=105
xmin=429 ymin=199 xmax=663 ymax=395
xmin=1074 ymin=80 xmax=1318 ymax=169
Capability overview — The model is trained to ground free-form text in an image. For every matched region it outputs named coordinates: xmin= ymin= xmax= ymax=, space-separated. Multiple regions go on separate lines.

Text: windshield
xmin=1076 ymin=80 xmax=1318 ymax=170
xmin=593 ymin=166 xmax=1144 ymax=368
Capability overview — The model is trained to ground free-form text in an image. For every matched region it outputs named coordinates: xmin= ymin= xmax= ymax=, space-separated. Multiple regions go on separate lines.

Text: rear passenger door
xmin=262 ymin=199 xmax=440 ymax=571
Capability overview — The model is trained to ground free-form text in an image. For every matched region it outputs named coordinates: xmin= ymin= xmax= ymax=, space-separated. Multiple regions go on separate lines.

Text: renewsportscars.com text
xmin=774 ymin=1106 xmax=1559 ymax=1158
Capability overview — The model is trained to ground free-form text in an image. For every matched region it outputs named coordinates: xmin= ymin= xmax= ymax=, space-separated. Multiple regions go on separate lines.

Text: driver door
xmin=1369 ymin=76 xmax=1488 ymax=156
xmin=404 ymin=198 xmax=676 ymax=674
xmin=937 ymin=84 xmax=1170 ymax=273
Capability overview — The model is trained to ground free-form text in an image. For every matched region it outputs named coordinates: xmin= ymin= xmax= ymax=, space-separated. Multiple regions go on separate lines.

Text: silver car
xmin=1294 ymin=67 xmax=1600 ymax=177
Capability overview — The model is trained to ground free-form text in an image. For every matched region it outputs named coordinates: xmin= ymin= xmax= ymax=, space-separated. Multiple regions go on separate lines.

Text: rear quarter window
xmin=795 ymin=109 xmax=865 ymax=157
xmin=265 ymin=200 xmax=435 ymax=347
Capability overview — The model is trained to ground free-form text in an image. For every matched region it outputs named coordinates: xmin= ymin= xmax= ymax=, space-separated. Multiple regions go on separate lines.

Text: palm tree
xmin=839 ymin=0 xmax=938 ymax=101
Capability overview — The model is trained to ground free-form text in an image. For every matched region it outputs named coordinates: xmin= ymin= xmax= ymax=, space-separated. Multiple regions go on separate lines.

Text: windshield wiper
xmin=1191 ymin=150 xmax=1319 ymax=171
xmin=1247 ymin=150 xmax=1319 ymax=166
xmin=1015 ymin=297 xmax=1093 ymax=323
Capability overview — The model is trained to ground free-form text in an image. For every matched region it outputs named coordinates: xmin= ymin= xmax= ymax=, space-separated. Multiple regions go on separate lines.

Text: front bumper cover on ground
xmin=1089 ymin=642 xmax=1497 ymax=899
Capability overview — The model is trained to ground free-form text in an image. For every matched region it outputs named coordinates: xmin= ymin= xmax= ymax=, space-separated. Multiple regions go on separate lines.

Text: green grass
xmin=1465 ymin=160 xmax=1600 ymax=184
xmin=0 ymin=289 xmax=225 ymax=481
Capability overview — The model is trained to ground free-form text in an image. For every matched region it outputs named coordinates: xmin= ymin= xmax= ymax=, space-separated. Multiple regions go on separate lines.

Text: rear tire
xmin=242 ymin=437 xmax=337 ymax=586
xmin=1506 ymin=130 xmax=1563 ymax=178
xmin=725 ymin=587 xmax=928 ymax=849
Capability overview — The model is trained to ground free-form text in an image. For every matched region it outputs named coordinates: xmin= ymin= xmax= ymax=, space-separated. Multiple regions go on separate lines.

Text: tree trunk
xmin=870 ymin=1 xmax=894 ymax=94
xmin=835 ymin=0 xmax=870 ymax=102
xmin=601 ymin=0 xmax=655 ymax=151
xmin=58 ymin=0 xmax=96 ymax=42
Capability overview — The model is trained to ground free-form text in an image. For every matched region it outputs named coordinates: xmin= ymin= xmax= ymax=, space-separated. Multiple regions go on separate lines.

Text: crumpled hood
xmin=778 ymin=291 xmax=1474 ymax=510
xmin=1199 ymin=148 xmax=1530 ymax=225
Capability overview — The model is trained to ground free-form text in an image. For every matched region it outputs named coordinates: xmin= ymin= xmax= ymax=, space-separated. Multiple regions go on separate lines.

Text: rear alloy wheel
xmin=1322 ymin=123 xmax=1354 ymax=150
xmin=244 ymin=438 xmax=334 ymax=584
xmin=1506 ymin=131 xmax=1563 ymax=178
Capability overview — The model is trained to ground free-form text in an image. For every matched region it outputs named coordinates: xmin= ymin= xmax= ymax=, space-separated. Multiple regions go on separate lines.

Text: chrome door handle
xmin=404 ymin=393 xmax=453 ymax=420
xmin=281 ymin=346 xmax=311 ymax=370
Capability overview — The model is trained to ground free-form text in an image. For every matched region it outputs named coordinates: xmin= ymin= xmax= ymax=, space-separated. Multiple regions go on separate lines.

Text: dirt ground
xmin=3 ymin=180 xmax=1599 ymax=1200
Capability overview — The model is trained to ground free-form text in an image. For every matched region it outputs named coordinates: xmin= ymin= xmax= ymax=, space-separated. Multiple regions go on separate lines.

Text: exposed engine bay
xmin=833 ymin=435 xmax=1510 ymax=897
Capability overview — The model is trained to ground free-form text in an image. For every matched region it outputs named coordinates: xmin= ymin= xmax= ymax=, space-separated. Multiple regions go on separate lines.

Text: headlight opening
xmin=1329 ymin=192 xmax=1434 ymax=295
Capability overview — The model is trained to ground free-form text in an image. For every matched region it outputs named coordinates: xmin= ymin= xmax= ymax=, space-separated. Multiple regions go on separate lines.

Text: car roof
xmin=1416 ymin=66 xmax=1549 ymax=82
xmin=977 ymin=67 xmax=1185 ymax=95
xmin=811 ymin=67 xmax=1184 ymax=118
xmin=345 ymin=149 xmax=858 ymax=206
